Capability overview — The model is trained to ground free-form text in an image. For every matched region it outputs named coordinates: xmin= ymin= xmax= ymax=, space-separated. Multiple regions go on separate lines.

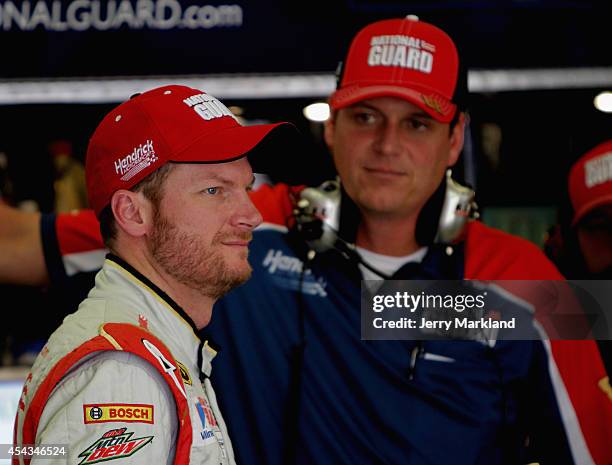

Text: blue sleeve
xmin=523 ymin=339 xmax=576 ymax=464
xmin=41 ymin=213 xmax=66 ymax=286
xmin=40 ymin=212 xmax=97 ymax=311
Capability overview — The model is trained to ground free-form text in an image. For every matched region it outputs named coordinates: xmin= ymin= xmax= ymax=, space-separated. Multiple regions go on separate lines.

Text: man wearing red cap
xmin=13 ymin=85 xmax=294 ymax=465
xmin=198 ymin=16 xmax=609 ymax=465
xmin=568 ymin=138 xmax=612 ymax=388
xmin=205 ymin=16 xmax=611 ymax=465
xmin=2 ymin=16 xmax=611 ymax=465
xmin=568 ymin=140 xmax=612 ymax=280
xmin=546 ymin=139 xmax=612 ymax=375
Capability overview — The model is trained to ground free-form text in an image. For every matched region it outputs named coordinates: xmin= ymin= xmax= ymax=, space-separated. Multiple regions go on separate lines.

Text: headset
xmin=435 ymin=170 xmax=480 ymax=244
xmin=292 ymin=171 xmax=479 ymax=277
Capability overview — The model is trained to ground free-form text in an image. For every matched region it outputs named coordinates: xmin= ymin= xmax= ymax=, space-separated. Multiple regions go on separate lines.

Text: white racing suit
xmin=14 ymin=255 xmax=235 ymax=465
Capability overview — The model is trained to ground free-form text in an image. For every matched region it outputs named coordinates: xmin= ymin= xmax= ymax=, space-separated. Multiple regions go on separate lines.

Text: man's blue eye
xmin=206 ymin=187 xmax=219 ymax=195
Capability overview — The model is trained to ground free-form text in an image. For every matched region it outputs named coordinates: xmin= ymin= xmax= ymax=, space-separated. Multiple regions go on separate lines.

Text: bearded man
xmin=13 ymin=85 xmax=294 ymax=465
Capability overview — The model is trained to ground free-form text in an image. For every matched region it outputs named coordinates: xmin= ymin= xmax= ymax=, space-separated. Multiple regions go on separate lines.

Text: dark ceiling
xmin=0 ymin=1 xmax=610 ymax=217
xmin=0 ymin=0 xmax=609 ymax=78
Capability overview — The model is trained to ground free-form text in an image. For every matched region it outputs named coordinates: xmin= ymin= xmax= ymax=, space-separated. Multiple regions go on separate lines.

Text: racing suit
xmin=14 ymin=255 xmax=235 ymax=465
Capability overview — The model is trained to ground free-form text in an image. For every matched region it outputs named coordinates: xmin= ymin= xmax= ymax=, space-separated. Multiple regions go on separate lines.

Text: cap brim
xmin=572 ymin=193 xmax=612 ymax=225
xmin=329 ymin=85 xmax=457 ymax=123
xmin=171 ymin=121 xmax=301 ymax=179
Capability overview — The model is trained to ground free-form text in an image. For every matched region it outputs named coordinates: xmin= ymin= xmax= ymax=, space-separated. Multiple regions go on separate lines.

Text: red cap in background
xmin=569 ymin=140 xmax=612 ymax=224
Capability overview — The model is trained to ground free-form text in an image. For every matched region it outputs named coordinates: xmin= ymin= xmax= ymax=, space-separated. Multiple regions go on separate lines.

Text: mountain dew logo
xmin=78 ymin=427 xmax=153 ymax=464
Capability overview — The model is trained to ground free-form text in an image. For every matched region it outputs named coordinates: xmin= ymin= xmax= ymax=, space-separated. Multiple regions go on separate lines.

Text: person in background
xmin=203 ymin=17 xmax=611 ymax=465
xmin=567 ymin=140 xmax=612 ymax=280
xmin=545 ymin=139 xmax=612 ymax=375
xmin=1 ymin=17 xmax=611 ymax=465
xmin=14 ymin=84 xmax=294 ymax=465
xmin=49 ymin=139 xmax=88 ymax=213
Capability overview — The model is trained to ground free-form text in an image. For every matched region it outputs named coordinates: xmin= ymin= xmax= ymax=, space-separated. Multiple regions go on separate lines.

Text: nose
xmin=373 ymin=121 xmax=402 ymax=158
xmin=234 ymin=192 xmax=263 ymax=231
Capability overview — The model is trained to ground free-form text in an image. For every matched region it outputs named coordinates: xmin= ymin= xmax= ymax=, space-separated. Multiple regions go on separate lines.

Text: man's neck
xmin=356 ymin=213 xmax=420 ymax=256
xmin=114 ymin=245 xmax=215 ymax=330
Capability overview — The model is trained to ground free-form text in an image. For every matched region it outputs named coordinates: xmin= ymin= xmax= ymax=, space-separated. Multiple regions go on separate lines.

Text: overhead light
xmin=303 ymin=102 xmax=330 ymax=122
xmin=2 ymin=68 xmax=612 ymax=104
xmin=594 ymin=91 xmax=612 ymax=113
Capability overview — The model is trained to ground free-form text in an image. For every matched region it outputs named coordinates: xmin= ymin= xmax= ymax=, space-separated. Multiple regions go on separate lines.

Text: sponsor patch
xmin=83 ymin=404 xmax=154 ymax=424
xmin=176 ymin=361 xmax=192 ymax=386
xmin=195 ymin=396 xmax=219 ymax=443
xmin=78 ymin=427 xmax=153 ymax=465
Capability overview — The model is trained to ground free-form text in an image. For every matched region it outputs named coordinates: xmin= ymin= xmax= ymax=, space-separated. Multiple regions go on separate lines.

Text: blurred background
xmin=0 ymin=0 xmax=611 ymax=450
xmin=1 ymin=0 xmax=611 ymax=243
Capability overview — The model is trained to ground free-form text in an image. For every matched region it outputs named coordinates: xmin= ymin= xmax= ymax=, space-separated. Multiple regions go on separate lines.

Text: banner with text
xmin=0 ymin=1 xmax=609 ymax=79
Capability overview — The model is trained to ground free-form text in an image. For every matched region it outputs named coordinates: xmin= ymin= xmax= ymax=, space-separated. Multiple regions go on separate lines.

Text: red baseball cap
xmin=86 ymin=85 xmax=294 ymax=217
xmin=569 ymin=140 xmax=612 ymax=224
xmin=329 ymin=16 xmax=466 ymax=122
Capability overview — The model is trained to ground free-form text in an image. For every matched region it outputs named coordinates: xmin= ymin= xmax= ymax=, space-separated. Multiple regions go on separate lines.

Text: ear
xmin=447 ymin=112 xmax=466 ymax=167
xmin=323 ymin=110 xmax=337 ymax=153
xmin=111 ymin=190 xmax=152 ymax=238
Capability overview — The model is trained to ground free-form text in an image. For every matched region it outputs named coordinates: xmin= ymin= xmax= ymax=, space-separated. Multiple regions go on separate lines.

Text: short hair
xmin=99 ymin=163 xmax=174 ymax=249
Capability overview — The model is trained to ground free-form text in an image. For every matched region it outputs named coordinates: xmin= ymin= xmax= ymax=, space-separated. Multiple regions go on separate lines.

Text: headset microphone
xmin=295 ymin=173 xmax=478 ymax=252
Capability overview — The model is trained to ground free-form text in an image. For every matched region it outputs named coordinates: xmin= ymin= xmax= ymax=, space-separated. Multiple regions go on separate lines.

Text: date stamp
xmin=1 ymin=444 xmax=68 ymax=459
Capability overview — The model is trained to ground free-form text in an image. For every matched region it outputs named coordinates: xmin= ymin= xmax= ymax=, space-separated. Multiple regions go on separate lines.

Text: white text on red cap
xmin=114 ymin=140 xmax=158 ymax=182
xmin=183 ymin=93 xmax=234 ymax=122
xmin=585 ymin=152 xmax=612 ymax=188
xmin=368 ymin=35 xmax=435 ymax=73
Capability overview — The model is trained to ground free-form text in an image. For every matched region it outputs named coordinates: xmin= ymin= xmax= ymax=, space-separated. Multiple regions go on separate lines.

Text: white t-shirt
xmin=356 ymin=246 xmax=428 ymax=281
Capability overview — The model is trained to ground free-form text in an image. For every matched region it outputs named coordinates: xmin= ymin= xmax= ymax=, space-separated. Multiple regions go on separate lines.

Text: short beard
xmin=149 ymin=208 xmax=252 ymax=300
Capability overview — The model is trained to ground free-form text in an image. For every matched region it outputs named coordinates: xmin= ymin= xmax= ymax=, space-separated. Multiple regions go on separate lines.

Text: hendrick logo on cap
xmin=367 ymin=34 xmax=434 ymax=73
xmin=114 ymin=140 xmax=158 ymax=182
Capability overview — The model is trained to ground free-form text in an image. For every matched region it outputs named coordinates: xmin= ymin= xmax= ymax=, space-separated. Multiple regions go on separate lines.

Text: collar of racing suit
xmin=106 ymin=253 xmax=221 ymax=379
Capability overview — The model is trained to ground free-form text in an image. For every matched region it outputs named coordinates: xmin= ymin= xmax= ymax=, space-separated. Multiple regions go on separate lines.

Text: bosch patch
xmin=83 ymin=404 xmax=154 ymax=424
